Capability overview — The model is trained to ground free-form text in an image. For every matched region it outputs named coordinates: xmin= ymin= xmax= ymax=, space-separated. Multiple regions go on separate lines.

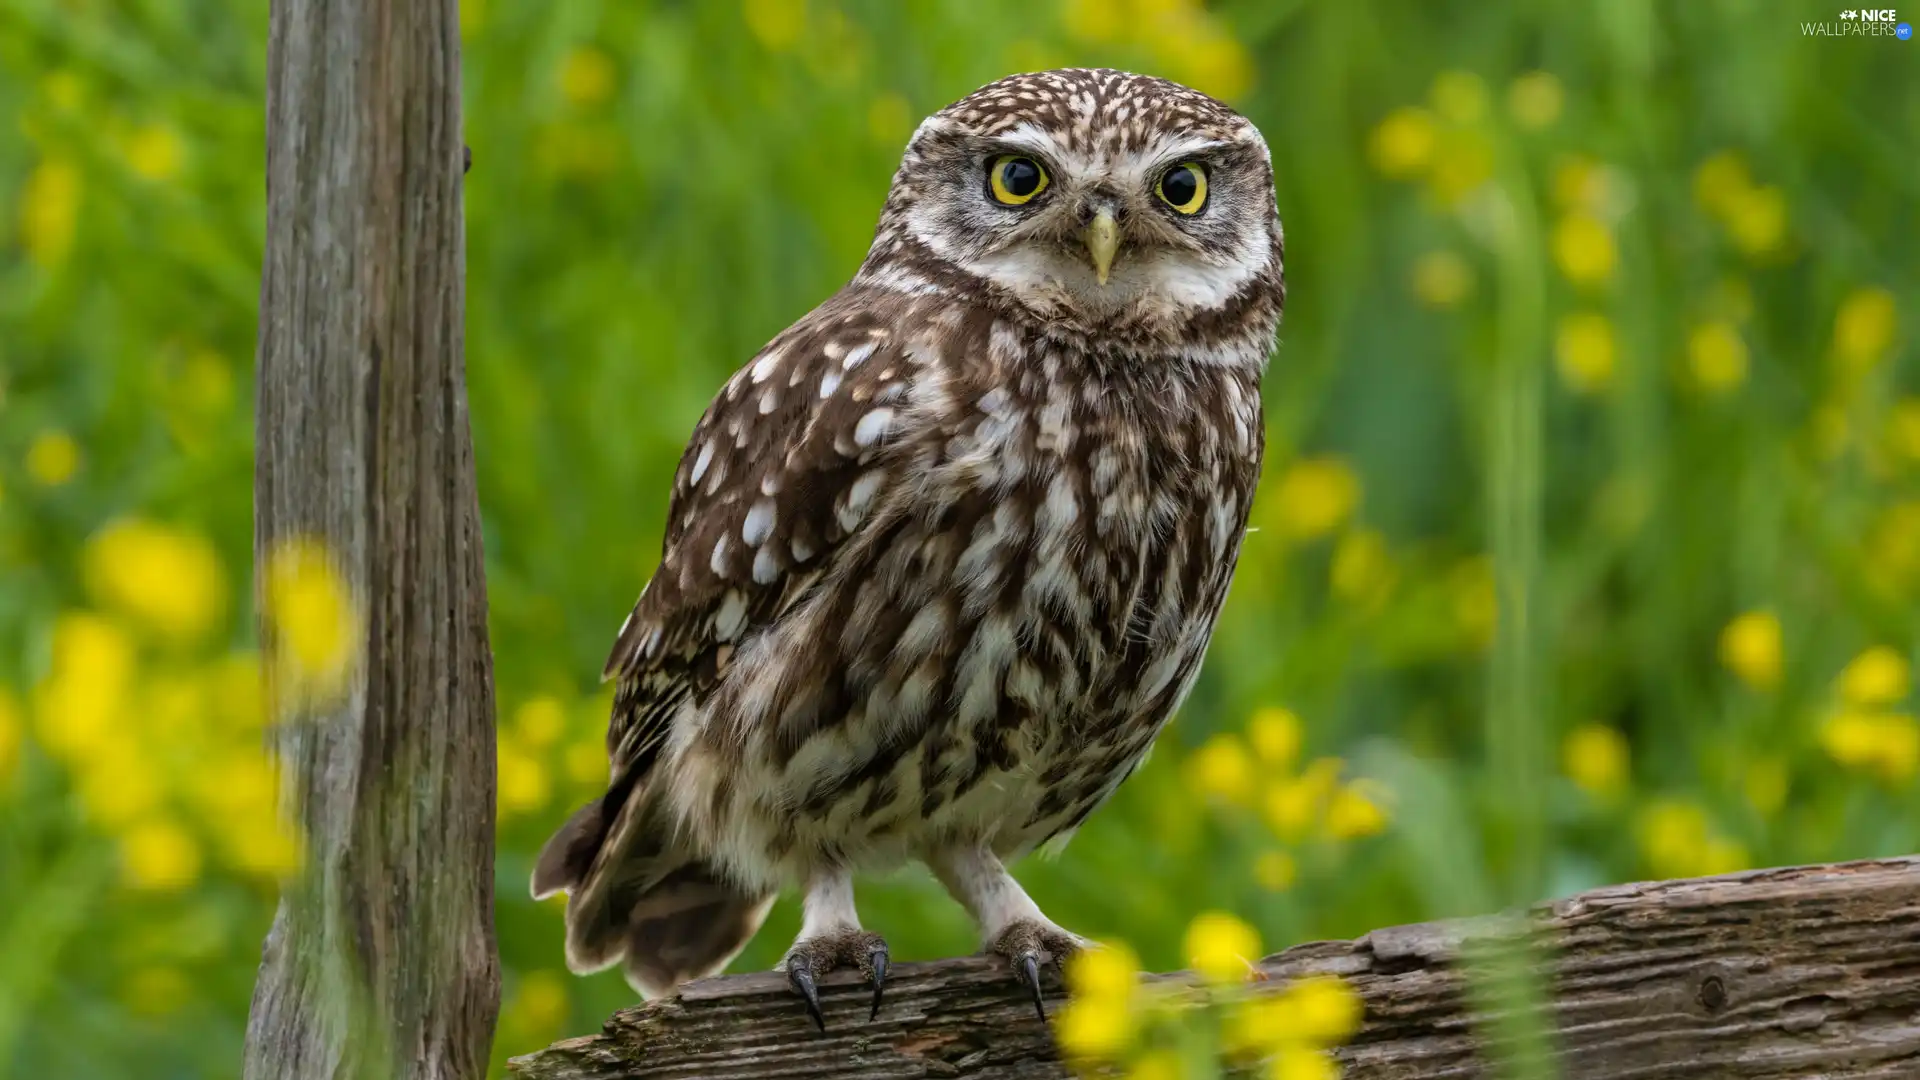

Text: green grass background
xmin=0 ymin=0 xmax=1916 ymax=1076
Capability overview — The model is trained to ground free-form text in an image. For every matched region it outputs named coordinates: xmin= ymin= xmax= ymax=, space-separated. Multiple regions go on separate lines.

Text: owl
xmin=532 ymin=68 xmax=1284 ymax=1029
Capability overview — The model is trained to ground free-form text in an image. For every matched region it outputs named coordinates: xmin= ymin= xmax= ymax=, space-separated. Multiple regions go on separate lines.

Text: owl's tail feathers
xmin=531 ymin=795 xmax=775 ymax=998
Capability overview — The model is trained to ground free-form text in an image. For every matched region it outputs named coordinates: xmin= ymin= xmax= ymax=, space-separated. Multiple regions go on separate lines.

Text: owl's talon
xmin=1017 ymin=953 xmax=1046 ymax=1021
xmin=868 ymin=945 xmax=889 ymax=1021
xmin=988 ymin=916 xmax=1086 ymax=1023
xmin=785 ymin=955 xmax=826 ymax=1032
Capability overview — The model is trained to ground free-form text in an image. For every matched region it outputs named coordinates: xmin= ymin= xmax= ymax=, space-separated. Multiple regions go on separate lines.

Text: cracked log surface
xmin=507 ymin=857 xmax=1920 ymax=1079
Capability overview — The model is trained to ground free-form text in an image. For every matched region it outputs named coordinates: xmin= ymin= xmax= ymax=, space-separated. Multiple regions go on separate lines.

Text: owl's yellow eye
xmin=1157 ymin=162 xmax=1208 ymax=214
xmin=988 ymin=155 xmax=1049 ymax=206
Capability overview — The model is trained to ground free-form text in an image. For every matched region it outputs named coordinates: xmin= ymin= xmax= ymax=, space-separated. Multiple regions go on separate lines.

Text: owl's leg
xmin=778 ymin=869 xmax=889 ymax=1031
xmin=928 ymin=847 xmax=1087 ymax=1021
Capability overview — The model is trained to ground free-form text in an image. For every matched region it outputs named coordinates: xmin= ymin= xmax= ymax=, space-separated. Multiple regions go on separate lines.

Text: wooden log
xmin=507 ymin=857 xmax=1920 ymax=1079
xmin=243 ymin=0 xmax=499 ymax=1077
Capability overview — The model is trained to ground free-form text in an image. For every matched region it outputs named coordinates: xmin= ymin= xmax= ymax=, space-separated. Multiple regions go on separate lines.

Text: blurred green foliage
xmin=1 ymin=0 xmax=1917 ymax=1076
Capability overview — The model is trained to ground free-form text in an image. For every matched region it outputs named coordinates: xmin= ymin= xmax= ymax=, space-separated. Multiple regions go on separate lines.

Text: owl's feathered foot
xmin=990 ymin=917 xmax=1087 ymax=1022
xmin=780 ymin=927 xmax=889 ymax=1031
xmin=780 ymin=871 xmax=888 ymax=1031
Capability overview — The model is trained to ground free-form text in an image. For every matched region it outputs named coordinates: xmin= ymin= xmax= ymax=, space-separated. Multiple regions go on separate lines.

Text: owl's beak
xmin=1084 ymin=209 xmax=1120 ymax=286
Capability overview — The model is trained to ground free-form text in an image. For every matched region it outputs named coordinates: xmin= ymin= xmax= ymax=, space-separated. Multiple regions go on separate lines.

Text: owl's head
xmin=861 ymin=68 xmax=1283 ymax=352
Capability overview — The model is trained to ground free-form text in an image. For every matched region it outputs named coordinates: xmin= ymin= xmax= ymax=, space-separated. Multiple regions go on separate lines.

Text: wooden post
xmin=245 ymin=0 xmax=499 ymax=1077
xmin=506 ymin=858 xmax=1920 ymax=1079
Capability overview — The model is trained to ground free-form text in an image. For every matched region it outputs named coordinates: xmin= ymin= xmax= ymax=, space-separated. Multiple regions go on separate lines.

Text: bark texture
xmin=507 ymin=857 xmax=1920 ymax=1079
xmin=244 ymin=0 xmax=498 ymax=1077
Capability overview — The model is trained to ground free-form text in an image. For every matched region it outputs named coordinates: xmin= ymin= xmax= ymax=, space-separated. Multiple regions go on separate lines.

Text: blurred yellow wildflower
xmin=79 ymin=743 xmax=165 ymax=827
xmin=1062 ymin=0 xmax=1122 ymax=42
xmin=123 ymin=123 xmax=185 ymax=181
xmin=1837 ymin=646 xmax=1910 ymax=707
xmin=1833 ymin=287 xmax=1897 ymax=372
xmin=1552 ymin=155 xmax=1602 ymax=213
xmin=1152 ymin=19 xmax=1253 ymax=103
xmin=263 ymin=537 xmax=362 ymax=705
xmin=1554 ymin=312 xmax=1616 ymax=394
xmin=1066 ymin=939 xmax=1140 ymax=1001
xmin=1247 ymin=706 xmax=1303 ymax=769
xmin=1638 ymin=800 xmax=1747 ymax=879
xmin=1367 ymin=107 xmax=1437 ymax=178
xmin=33 ymin=613 xmax=135 ymax=759
xmin=225 ymin=809 xmax=305 ymax=881
xmin=1279 ymin=973 xmax=1365 ymax=1044
xmin=1268 ymin=1047 xmax=1338 ymax=1080
xmin=1253 ymin=850 xmax=1297 ymax=891
xmin=1331 ymin=528 xmax=1395 ymax=610
xmin=1692 ymin=151 xmax=1748 ymax=216
xmin=26 ymin=429 xmax=81 ymax=485
xmin=743 ymin=0 xmax=806 ymax=51
xmin=20 ymin=158 xmax=81 ymax=267
xmin=458 ymin=0 xmax=486 ymax=36
xmin=1124 ymin=1049 xmax=1187 ymax=1080
xmin=1820 ymin=711 xmax=1919 ymax=785
xmin=1429 ymin=70 xmax=1487 ymax=124
xmin=1425 ymin=130 xmax=1493 ymax=205
xmin=83 ymin=518 xmax=227 ymax=642
xmin=1268 ymin=458 xmax=1360 ymax=542
xmin=499 ymin=740 xmax=553 ymax=816
xmin=1187 ymin=732 xmax=1256 ymax=806
xmin=1263 ymin=757 xmax=1344 ymax=840
xmin=1687 ymin=321 xmax=1748 ymax=394
xmin=1722 ymin=185 xmax=1787 ymax=258
xmin=557 ymin=47 xmax=616 ymax=107
xmin=1185 ymin=910 xmax=1262 ymax=984
xmin=565 ymin=736 xmax=609 ymax=786
xmin=1551 ymin=213 xmax=1617 ymax=288
xmin=121 ymin=819 xmax=204 ymax=892
xmin=1561 ymin=722 xmax=1629 ymax=797
xmin=1743 ymin=756 xmax=1790 ymax=819
xmin=1411 ymin=250 xmax=1474 ymax=309
xmin=1718 ymin=609 xmax=1782 ymax=691
xmin=1323 ymin=782 xmax=1389 ymax=840
xmin=867 ymin=93 xmax=913 ymax=146
xmin=1507 ymin=71 xmax=1563 ymax=129
xmin=514 ymin=695 xmax=569 ymax=748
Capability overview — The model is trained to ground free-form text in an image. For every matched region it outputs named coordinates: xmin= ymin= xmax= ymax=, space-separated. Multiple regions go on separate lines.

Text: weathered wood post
xmin=245 ymin=0 xmax=499 ymax=1076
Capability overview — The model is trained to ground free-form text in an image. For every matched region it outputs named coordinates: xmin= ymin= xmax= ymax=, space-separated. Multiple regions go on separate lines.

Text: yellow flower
xmin=565 ymin=736 xmax=609 ymax=786
xmin=1561 ymin=722 xmax=1629 ymax=797
xmin=1367 ymin=107 xmax=1437 ymax=178
xmin=1323 ymin=782 xmax=1388 ymax=840
xmin=26 ymin=429 xmax=81 ymax=485
xmin=121 ymin=819 xmax=204 ymax=891
xmin=1247 ymin=707 xmax=1303 ymax=769
xmin=1125 ymin=1049 xmax=1188 ymax=1080
xmin=498 ymin=740 xmax=553 ymax=816
xmin=1637 ymin=800 xmax=1735 ymax=879
xmin=209 ymin=651 xmax=267 ymax=731
xmin=1331 ymin=528 xmax=1395 ymax=610
xmin=20 ymin=158 xmax=81 ymax=267
xmin=1820 ymin=711 xmax=1920 ymax=784
xmin=1267 ymin=458 xmax=1360 ymax=542
xmin=458 ymin=0 xmax=486 ymax=36
xmin=32 ymin=613 xmax=135 ymax=760
xmin=1062 ymin=0 xmax=1123 ymax=42
xmin=1718 ymin=609 xmax=1782 ymax=691
xmin=83 ymin=518 xmax=227 ymax=642
xmin=1411 ymin=250 xmax=1474 ymax=309
xmin=1253 ymin=850 xmax=1297 ymax=892
xmin=1551 ymin=213 xmax=1617 ymax=288
xmin=742 ymin=0 xmax=805 ymax=51
xmin=123 ymin=123 xmax=185 ymax=181
xmin=1053 ymin=996 xmax=1135 ymax=1059
xmin=1700 ymin=837 xmax=1750 ymax=876
xmin=867 ymin=93 xmax=913 ymax=146
xmin=1065 ymin=940 xmax=1140 ymax=1002
xmin=263 ymin=537 xmax=362 ymax=704
xmin=123 ymin=966 xmax=192 ymax=1018
xmin=1838 ymin=646 xmax=1910 ymax=707
xmin=1263 ymin=757 xmax=1344 ymax=840
xmin=79 ymin=741 xmax=165 ymax=827
xmin=1429 ymin=70 xmax=1487 ymax=124
xmin=506 ymin=970 xmax=570 ymax=1033
xmin=1507 ymin=71 xmax=1563 ymax=129
xmin=1723 ymin=185 xmax=1787 ymax=258
xmin=1833 ymin=287 xmax=1897 ymax=372
xmin=1743 ymin=756 xmax=1789 ymax=818
xmin=225 ymin=810 xmax=305 ymax=880
xmin=1187 ymin=732 xmax=1255 ymax=806
xmin=514 ymin=695 xmax=569 ymax=748
xmin=1281 ymin=973 xmax=1364 ymax=1045
xmin=1268 ymin=1047 xmax=1338 ymax=1080
xmin=1424 ymin=131 xmax=1493 ymax=205
xmin=1552 ymin=155 xmax=1602 ymax=212
xmin=1554 ymin=312 xmax=1616 ymax=394
xmin=1185 ymin=910 xmax=1262 ymax=984
xmin=1692 ymin=151 xmax=1749 ymax=217
xmin=557 ymin=47 xmax=616 ymax=107
xmin=1687 ymin=321 xmax=1748 ymax=394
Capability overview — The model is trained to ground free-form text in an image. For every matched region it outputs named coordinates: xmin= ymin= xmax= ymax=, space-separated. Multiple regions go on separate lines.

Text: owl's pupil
xmin=1001 ymin=159 xmax=1041 ymax=197
xmin=1163 ymin=167 xmax=1198 ymax=206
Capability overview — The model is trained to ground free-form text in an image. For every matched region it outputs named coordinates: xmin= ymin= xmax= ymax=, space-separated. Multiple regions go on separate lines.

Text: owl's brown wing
xmin=599 ymin=289 xmax=925 ymax=784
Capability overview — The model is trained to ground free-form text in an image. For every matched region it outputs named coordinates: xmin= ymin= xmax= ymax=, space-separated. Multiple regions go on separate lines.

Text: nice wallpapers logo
xmin=1803 ymin=8 xmax=1914 ymax=36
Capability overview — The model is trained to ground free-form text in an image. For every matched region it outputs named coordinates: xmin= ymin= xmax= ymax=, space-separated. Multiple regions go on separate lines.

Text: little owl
xmin=533 ymin=67 xmax=1284 ymax=1028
